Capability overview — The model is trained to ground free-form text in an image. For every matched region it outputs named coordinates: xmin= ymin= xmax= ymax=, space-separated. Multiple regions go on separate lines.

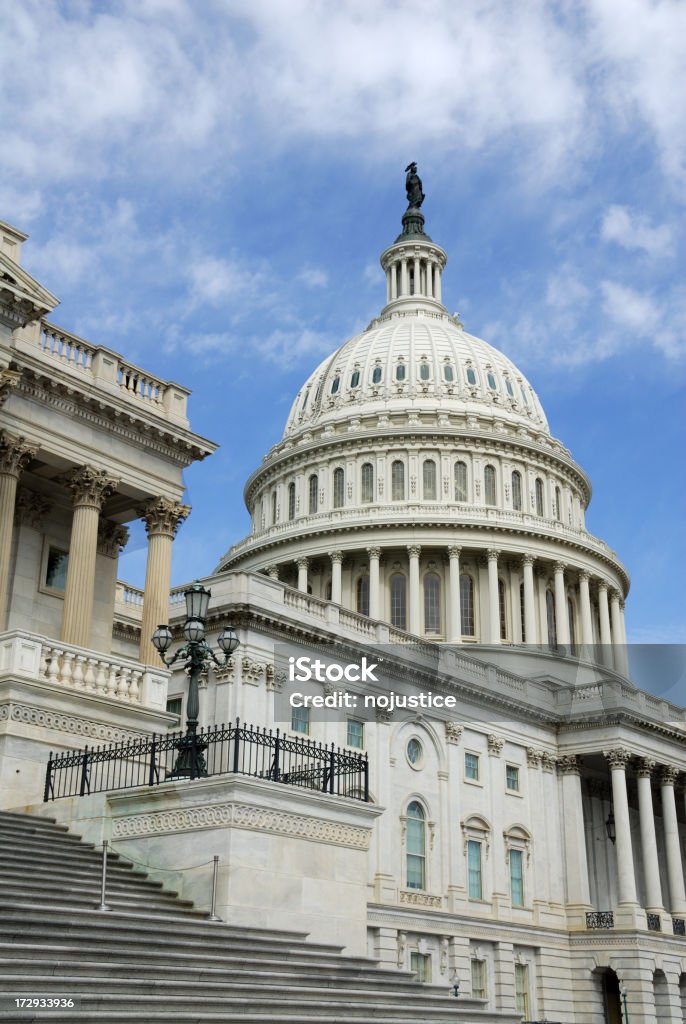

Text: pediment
xmin=0 ymin=250 xmax=59 ymax=327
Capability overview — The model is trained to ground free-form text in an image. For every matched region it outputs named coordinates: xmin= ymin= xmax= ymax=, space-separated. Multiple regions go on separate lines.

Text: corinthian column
xmin=61 ymin=466 xmax=119 ymax=648
xmin=329 ymin=551 xmax=343 ymax=605
xmin=558 ymin=755 xmax=591 ymax=910
xmin=553 ymin=562 xmax=570 ymax=647
xmin=636 ymin=759 xmax=664 ymax=915
xmin=578 ymin=571 xmax=593 ymax=650
xmin=604 ymin=748 xmax=638 ymax=905
xmin=447 ymin=545 xmax=462 ymax=643
xmin=522 ymin=555 xmax=536 ymax=644
xmin=660 ymin=766 xmax=686 ymax=916
xmin=0 ymin=432 xmax=37 ymax=629
xmin=408 ymin=545 xmax=421 ymax=635
xmin=487 ymin=549 xmax=500 ymax=644
xmin=367 ymin=547 xmax=381 ymax=619
xmin=139 ymin=498 xmax=190 ymax=665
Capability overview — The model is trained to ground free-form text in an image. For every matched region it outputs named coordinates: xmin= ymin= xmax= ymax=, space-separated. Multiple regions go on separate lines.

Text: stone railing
xmin=0 ymin=631 xmax=169 ymax=711
xmin=33 ymin=321 xmax=189 ymax=424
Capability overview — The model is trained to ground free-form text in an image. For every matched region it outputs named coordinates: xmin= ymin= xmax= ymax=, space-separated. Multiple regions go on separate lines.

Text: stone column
xmin=660 ymin=766 xmax=686 ymax=915
xmin=434 ymin=266 xmax=442 ymax=302
xmin=391 ymin=263 xmax=398 ymax=300
xmin=636 ymin=759 xmax=665 ymax=915
xmin=604 ymin=748 xmax=638 ymax=905
xmin=368 ymin=547 xmax=381 ymax=619
xmin=522 ymin=555 xmax=536 ymax=644
xmin=413 ymin=256 xmax=420 ymax=295
xmin=400 ymin=258 xmax=408 ymax=296
xmin=447 ymin=545 xmax=462 ymax=643
xmin=266 ymin=565 xmax=280 ymax=580
xmin=426 ymin=261 xmax=434 ymax=298
xmin=0 ymin=432 xmax=37 ymax=629
xmin=330 ymin=551 xmax=343 ymax=605
xmin=408 ymin=545 xmax=421 ymax=635
xmin=296 ymin=557 xmax=309 ymax=594
xmin=598 ymin=582 xmax=613 ymax=667
xmin=578 ymin=571 xmax=594 ymax=649
xmin=536 ymin=567 xmax=548 ymax=647
xmin=553 ymin=562 xmax=570 ymax=647
xmin=139 ymin=498 xmax=191 ymax=665
xmin=61 ymin=466 xmax=119 ymax=648
xmin=487 ymin=549 xmax=500 ymax=644
xmin=610 ymin=590 xmax=629 ymax=677
xmin=558 ymin=755 xmax=591 ymax=915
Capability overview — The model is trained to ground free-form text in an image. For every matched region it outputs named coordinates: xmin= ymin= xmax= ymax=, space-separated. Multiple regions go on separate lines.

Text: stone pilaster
xmin=0 ymin=432 xmax=37 ymax=628
xmin=138 ymin=497 xmax=190 ymax=665
xmin=61 ymin=466 xmax=118 ymax=648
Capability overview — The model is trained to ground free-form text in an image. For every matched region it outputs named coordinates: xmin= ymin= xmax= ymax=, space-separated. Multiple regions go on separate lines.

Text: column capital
xmin=445 ymin=722 xmax=463 ymax=745
xmin=367 ymin=546 xmax=381 ymax=560
xmin=597 ymin=580 xmax=609 ymax=594
xmin=97 ymin=520 xmax=129 ymax=558
xmin=0 ymin=431 xmax=37 ymax=478
xmin=14 ymin=487 xmax=51 ymax=530
xmin=526 ymin=747 xmax=543 ymax=768
xmin=557 ymin=754 xmax=582 ymax=775
xmin=604 ymin=747 xmax=632 ymax=770
xmin=296 ymin=556 xmax=309 ymax=570
xmin=487 ymin=733 xmax=504 ymax=757
xmin=329 ymin=550 xmax=343 ymax=565
xmin=141 ymin=496 xmax=191 ymax=537
xmin=64 ymin=465 xmax=119 ymax=510
xmin=661 ymin=765 xmax=680 ymax=787
xmin=636 ymin=757 xmax=656 ymax=778
xmin=487 ymin=548 xmax=500 ymax=562
xmin=447 ymin=545 xmax=462 ymax=559
xmin=407 ymin=544 xmax=421 ymax=559
xmin=522 ymin=553 xmax=535 ymax=567
xmin=266 ymin=565 xmax=280 ymax=580
xmin=609 ymin=588 xmax=622 ymax=604
xmin=578 ymin=569 xmax=591 ymax=583
xmin=553 ymin=561 xmax=566 ymax=574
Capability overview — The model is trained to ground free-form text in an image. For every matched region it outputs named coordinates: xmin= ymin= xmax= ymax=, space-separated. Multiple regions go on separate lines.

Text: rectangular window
xmin=166 ymin=697 xmax=182 ymax=718
xmin=467 ymin=840 xmax=482 ymax=899
xmin=410 ymin=952 xmax=431 ymax=983
xmin=471 ymin=958 xmax=486 ymax=999
xmin=506 ymin=764 xmax=520 ymax=791
xmin=45 ymin=546 xmax=69 ymax=591
xmin=465 ymin=752 xmax=479 ymax=781
xmin=291 ymin=706 xmax=310 ymax=735
xmin=510 ymin=849 xmax=524 ymax=907
xmin=514 ymin=963 xmax=529 ymax=1017
xmin=347 ymin=719 xmax=364 ymax=749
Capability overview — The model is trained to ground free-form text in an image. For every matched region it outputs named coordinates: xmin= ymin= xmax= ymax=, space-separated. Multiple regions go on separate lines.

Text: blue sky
xmin=2 ymin=0 xmax=684 ymax=643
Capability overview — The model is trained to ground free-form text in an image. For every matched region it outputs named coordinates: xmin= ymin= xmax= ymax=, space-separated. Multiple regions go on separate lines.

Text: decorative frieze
xmin=399 ymin=891 xmax=443 ymax=909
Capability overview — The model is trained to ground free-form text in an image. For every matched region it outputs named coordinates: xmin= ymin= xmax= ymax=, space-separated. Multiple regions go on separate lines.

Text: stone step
xmin=0 ymin=885 xmax=198 ymax=914
xmin=0 ymin=846 xmax=159 ymax=882
xmin=0 ymin=811 xmax=66 ymax=831
xmin=0 ymin=864 xmax=170 ymax=893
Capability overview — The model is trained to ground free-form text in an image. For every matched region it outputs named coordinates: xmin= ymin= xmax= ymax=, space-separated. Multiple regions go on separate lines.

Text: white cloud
xmin=187 ymin=256 xmax=266 ymax=309
xmin=297 ymin=266 xmax=328 ymax=288
xmin=600 ymin=205 xmax=673 ymax=258
xmin=600 ymin=280 xmax=660 ymax=335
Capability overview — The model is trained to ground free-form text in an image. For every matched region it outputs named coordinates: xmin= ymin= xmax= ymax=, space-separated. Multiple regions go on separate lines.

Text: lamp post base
xmin=168 ymin=733 xmax=208 ymax=780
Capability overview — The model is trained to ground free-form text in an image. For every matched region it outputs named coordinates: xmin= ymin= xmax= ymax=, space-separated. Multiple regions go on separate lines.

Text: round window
xmin=407 ymin=738 xmax=423 ymax=768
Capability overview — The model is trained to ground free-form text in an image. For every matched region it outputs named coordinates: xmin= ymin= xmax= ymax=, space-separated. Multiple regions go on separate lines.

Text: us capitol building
xmin=1 ymin=172 xmax=686 ymax=1023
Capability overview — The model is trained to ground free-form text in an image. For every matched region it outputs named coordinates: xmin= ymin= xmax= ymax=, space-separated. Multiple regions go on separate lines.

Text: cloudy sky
xmin=2 ymin=0 xmax=684 ymax=643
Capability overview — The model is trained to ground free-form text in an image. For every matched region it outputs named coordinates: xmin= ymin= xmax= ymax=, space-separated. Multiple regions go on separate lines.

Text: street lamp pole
xmin=151 ymin=582 xmax=239 ymax=779
xmin=619 ymin=983 xmax=629 ymax=1023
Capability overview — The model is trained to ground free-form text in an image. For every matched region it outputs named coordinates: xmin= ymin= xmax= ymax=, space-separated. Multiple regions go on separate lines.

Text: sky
xmin=1 ymin=0 xmax=684 ymax=643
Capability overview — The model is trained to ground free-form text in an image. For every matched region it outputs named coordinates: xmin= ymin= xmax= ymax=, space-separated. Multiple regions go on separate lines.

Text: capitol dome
xmin=218 ymin=173 xmax=629 ymax=668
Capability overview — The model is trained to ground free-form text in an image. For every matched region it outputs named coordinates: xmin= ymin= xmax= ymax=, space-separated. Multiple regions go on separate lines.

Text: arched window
xmin=271 ymin=491 xmax=277 ymax=525
xmin=484 ymin=465 xmax=496 ymax=506
xmin=390 ymin=574 xmax=407 ymax=630
xmin=423 ymin=459 xmax=437 ymax=500
xmin=466 ymin=367 xmax=477 ymax=385
xmin=454 ymin=461 xmax=468 ymax=502
xmin=356 ymin=576 xmax=370 ymax=617
xmin=460 ymin=574 xmax=475 ymax=636
xmin=498 ymin=579 xmax=507 ymax=640
xmin=546 ymin=589 xmax=557 ymax=648
xmin=487 ymin=372 xmax=497 ymax=390
xmin=419 ymin=362 xmax=430 ymax=381
xmin=424 ymin=574 xmax=441 ymax=634
xmin=511 ymin=470 xmax=522 ymax=511
xmin=308 ymin=474 xmax=318 ymax=515
xmin=568 ymin=598 xmax=576 ymax=655
xmin=331 ymin=376 xmax=340 ymax=394
xmin=406 ymin=801 xmax=426 ymax=890
xmin=372 ymin=365 xmax=383 ymax=384
xmin=519 ymin=582 xmax=526 ymax=643
xmin=505 ymin=378 xmax=514 ymax=397
xmin=288 ymin=482 xmax=296 ymax=521
xmin=391 ymin=460 xmax=405 ymax=501
xmin=361 ymin=462 xmax=374 ymax=503
xmin=555 ymin=485 xmax=562 ymax=521
xmin=350 ymin=369 xmax=360 ymax=388
xmin=535 ymin=478 xmax=544 ymax=517
xmin=396 ymin=363 xmax=406 ymax=382
xmin=444 ymin=364 xmax=454 ymax=382
xmin=333 ymin=467 xmax=345 ymax=509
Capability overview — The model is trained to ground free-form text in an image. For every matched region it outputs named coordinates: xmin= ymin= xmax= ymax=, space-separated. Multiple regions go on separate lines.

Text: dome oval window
xmin=419 ymin=363 xmax=430 ymax=381
xmin=331 ymin=377 xmax=340 ymax=395
xmin=520 ymin=385 xmax=529 ymax=405
xmin=372 ymin=366 xmax=383 ymax=384
xmin=487 ymin=372 xmax=497 ymax=390
xmin=466 ymin=368 xmax=477 ymax=386
xmin=396 ymin=363 xmax=406 ymax=382
xmin=350 ymin=370 xmax=360 ymax=389
xmin=505 ymin=379 xmax=514 ymax=397
xmin=444 ymin=365 xmax=454 ymax=382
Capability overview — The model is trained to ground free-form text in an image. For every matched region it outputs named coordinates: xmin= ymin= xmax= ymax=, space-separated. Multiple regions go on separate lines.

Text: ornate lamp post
xmin=151 ymin=582 xmax=239 ymax=779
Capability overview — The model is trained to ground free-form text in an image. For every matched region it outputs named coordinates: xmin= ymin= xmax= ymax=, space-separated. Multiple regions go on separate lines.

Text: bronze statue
xmin=405 ymin=162 xmax=425 ymax=209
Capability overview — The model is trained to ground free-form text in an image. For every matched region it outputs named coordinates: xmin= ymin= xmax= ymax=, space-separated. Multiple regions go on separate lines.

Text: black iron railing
xmin=647 ymin=912 xmax=661 ymax=931
xmin=44 ymin=719 xmax=369 ymax=803
xmin=586 ymin=910 xmax=614 ymax=929
xmin=673 ymin=917 xmax=686 ymax=936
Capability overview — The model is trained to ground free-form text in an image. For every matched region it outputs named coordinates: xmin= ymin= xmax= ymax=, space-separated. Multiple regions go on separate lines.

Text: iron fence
xmin=44 ymin=719 xmax=369 ymax=803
